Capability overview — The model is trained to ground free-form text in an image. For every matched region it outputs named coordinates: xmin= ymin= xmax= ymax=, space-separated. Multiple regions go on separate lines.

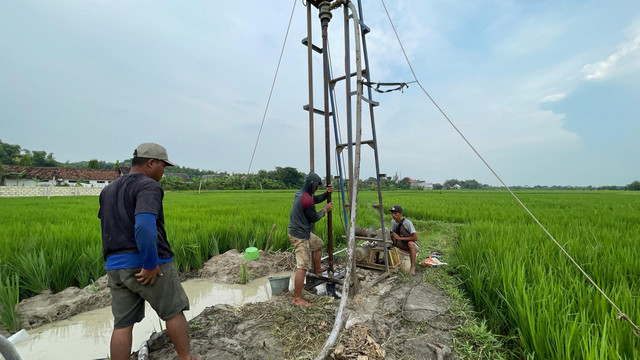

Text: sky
xmin=1 ymin=0 xmax=639 ymax=187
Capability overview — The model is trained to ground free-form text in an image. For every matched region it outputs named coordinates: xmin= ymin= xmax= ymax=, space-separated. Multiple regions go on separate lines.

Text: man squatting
xmin=389 ymin=204 xmax=420 ymax=276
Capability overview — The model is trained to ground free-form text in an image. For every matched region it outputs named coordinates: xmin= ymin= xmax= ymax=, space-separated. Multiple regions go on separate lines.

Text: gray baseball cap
xmin=133 ymin=142 xmax=176 ymax=166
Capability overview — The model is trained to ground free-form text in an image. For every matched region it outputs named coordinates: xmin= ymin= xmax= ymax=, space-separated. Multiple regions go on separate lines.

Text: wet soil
xmin=16 ymin=276 xmax=112 ymax=329
xmin=146 ymin=249 xmax=461 ymax=360
xmin=14 ymin=249 xmax=460 ymax=360
xmin=15 ymin=249 xmax=295 ymax=329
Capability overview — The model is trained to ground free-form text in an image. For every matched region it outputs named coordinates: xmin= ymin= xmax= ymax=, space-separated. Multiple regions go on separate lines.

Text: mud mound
xmin=146 ymin=303 xmax=286 ymax=360
xmin=197 ymin=249 xmax=295 ymax=283
xmin=17 ymin=276 xmax=111 ymax=329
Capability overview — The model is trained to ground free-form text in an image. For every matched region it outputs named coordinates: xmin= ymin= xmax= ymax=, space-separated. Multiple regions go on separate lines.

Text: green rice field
xmin=1 ymin=190 xmax=639 ymax=358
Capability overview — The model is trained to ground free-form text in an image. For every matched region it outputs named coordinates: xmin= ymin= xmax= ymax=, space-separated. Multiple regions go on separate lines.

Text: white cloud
xmin=582 ymin=18 xmax=640 ymax=80
xmin=538 ymin=93 xmax=566 ymax=103
xmin=2 ymin=1 xmax=638 ymax=187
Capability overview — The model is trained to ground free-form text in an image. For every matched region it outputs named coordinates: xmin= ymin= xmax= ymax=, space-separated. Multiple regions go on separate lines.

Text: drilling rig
xmin=302 ymin=0 xmax=402 ymax=295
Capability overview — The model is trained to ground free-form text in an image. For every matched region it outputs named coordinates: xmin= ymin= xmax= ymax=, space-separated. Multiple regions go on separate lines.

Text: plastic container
xmin=243 ymin=247 xmax=259 ymax=260
xmin=8 ymin=329 xmax=30 ymax=345
xmin=268 ymin=276 xmax=291 ymax=295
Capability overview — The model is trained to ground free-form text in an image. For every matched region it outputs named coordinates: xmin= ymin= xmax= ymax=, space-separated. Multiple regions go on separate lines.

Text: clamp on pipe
xmin=318 ymin=1 xmax=333 ymax=22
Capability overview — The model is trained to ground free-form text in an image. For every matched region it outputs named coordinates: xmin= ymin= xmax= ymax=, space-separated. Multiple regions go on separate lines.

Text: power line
xmin=379 ymin=0 xmax=640 ymax=338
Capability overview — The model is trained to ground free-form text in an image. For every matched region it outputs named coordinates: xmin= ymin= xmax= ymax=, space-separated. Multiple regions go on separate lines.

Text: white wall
xmin=0 ymin=186 xmax=103 ymax=197
xmin=4 ymin=179 xmax=113 ymax=187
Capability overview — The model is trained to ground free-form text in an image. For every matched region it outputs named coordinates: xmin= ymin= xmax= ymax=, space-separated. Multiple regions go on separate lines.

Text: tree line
xmin=2 ymin=139 xmax=639 ymax=191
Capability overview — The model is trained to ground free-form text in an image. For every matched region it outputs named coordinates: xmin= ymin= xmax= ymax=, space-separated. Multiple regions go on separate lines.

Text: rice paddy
xmin=1 ymin=189 xmax=639 ymax=358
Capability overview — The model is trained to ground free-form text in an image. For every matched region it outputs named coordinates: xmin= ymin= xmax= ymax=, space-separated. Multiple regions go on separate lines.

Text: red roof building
xmin=1 ymin=165 xmax=120 ymax=187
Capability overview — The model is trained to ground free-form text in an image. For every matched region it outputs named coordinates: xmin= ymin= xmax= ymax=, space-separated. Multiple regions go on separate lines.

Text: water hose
xmin=0 ymin=335 xmax=22 ymax=360
xmin=315 ymin=1 xmax=363 ymax=358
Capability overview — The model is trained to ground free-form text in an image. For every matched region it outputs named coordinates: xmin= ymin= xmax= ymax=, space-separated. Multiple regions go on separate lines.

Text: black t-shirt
xmin=98 ymin=174 xmax=174 ymax=260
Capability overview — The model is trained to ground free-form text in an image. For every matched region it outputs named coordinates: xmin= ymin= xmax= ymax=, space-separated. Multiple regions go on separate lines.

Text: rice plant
xmin=374 ymin=190 xmax=640 ymax=359
xmin=11 ymin=250 xmax=50 ymax=297
xmin=49 ymin=249 xmax=80 ymax=293
xmin=76 ymin=244 xmax=105 ymax=288
xmin=238 ymin=263 xmax=249 ymax=284
xmin=0 ymin=273 xmax=20 ymax=331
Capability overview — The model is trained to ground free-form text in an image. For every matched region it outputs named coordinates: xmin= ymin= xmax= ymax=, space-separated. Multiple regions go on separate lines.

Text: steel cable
xmin=245 ymin=0 xmax=298 ymax=176
xmin=379 ymin=0 xmax=640 ymax=338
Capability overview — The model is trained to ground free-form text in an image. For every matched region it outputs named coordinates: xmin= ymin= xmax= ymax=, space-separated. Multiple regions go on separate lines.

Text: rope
xmin=245 ymin=0 xmax=297 ymax=176
xmin=379 ymin=0 xmax=640 ymax=337
xmin=226 ymin=0 xmax=298 ymax=241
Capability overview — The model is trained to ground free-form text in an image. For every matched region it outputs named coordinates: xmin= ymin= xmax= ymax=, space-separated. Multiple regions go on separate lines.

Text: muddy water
xmin=11 ymin=273 xmax=292 ymax=360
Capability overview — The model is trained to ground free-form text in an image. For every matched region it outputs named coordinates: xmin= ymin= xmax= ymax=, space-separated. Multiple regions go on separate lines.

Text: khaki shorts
xmin=393 ymin=238 xmax=421 ymax=253
xmin=289 ymin=233 xmax=323 ymax=270
xmin=107 ymin=261 xmax=190 ymax=329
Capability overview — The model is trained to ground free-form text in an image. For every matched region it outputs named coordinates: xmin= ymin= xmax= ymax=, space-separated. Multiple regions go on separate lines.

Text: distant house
xmin=410 ymin=180 xmax=433 ymax=190
xmin=1 ymin=165 xmax=120 ymax=187
xmin=115 ymin=167 xmax=189 ymax=182
xmin=451 ymin=184 xmax=461 ymax=190
xmin=166 ymin=173 xmax=192 ymax=182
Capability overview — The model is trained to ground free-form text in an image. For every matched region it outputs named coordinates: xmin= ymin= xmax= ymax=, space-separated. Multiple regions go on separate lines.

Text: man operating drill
xmin=288 ymin=172 xmax=333 ymax=306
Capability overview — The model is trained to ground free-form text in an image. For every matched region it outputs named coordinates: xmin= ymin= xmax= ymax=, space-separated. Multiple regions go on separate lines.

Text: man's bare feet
xmin=410 ymin=268 xmax=416 ymax=276
xmin=314 ymin=266 xmax=327 ymax=274
xmin=293 ymin=297 xmax=311 ymax=307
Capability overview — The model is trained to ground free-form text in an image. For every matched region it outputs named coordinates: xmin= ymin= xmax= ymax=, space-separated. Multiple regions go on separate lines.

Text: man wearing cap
xmin=98 ymin=143 xmax=200 ymax=360
xmin=389 ymin=205 xmax=420 ymax=275
xmin=288 ymin=172 xmax=333 ymax=306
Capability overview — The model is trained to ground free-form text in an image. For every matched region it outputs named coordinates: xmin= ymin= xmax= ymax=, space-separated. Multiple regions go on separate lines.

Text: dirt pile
xmin=195 ymin=249 xmax=295 ymax=283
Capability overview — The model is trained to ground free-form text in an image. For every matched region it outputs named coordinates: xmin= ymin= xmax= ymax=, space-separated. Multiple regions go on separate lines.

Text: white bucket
xmin=398 ymin=251 xmax=411 ymax=272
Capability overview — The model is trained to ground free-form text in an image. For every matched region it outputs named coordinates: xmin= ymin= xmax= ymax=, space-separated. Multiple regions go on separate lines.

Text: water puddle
xmin=10 ymin=272 xmax=292 ymax=360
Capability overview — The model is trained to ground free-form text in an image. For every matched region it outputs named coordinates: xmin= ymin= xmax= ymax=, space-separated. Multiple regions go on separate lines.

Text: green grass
xmin=1 ymin=189 xmax=639 ymax=359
